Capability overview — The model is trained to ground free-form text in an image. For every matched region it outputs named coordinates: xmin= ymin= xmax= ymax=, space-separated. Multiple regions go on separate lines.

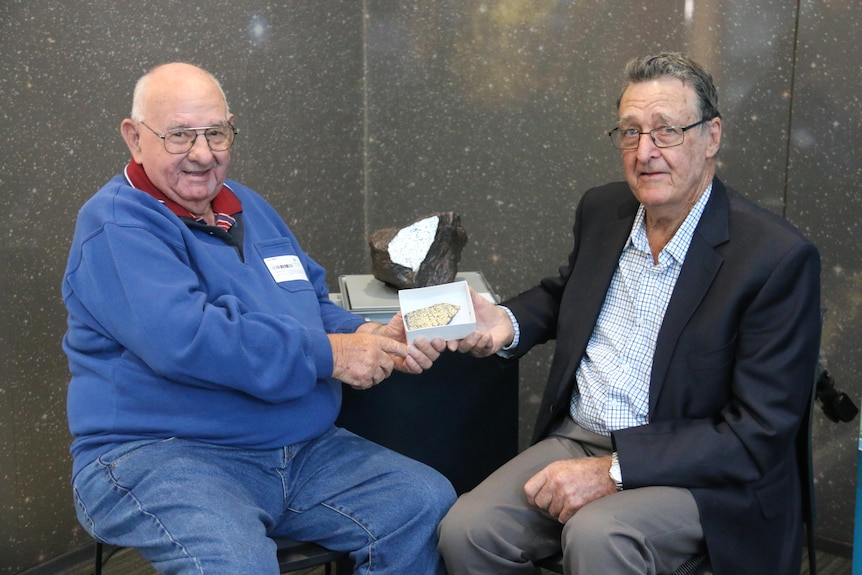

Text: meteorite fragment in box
xmin=398 ymin=280 xmax=476 ymax=343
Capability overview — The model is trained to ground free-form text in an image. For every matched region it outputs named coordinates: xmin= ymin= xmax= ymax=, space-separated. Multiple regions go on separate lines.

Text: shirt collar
xmin=628 ymin=181 xmax=713 ymax=266
xmin=123 ymin=160 xmax=242 ymax=220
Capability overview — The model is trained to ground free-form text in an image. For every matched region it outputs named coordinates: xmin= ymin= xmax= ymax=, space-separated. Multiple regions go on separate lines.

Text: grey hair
xmin=130 ymin=63 xmax=231 ymax=122
xmin=617 ymin=52 xmax=720 ymax=122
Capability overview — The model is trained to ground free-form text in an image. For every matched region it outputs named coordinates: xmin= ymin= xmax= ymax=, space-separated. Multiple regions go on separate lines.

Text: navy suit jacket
xmin=503 ymin=177 xmax=821 ymax=575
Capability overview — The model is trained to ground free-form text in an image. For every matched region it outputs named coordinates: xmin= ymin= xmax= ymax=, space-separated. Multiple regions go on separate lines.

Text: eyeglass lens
xmin=612 ymin=127 xmax=685 ymax=149
xmin=164 ymin=127 xmax=234 ymax=153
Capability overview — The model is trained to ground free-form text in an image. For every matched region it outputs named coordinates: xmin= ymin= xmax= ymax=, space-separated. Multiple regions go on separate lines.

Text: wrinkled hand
xmin=523 ymin=456 xmax=617 ymax=524
xmin=447 ymin=288 xmax=515 ymax=357
xmin=346 ymin=315 xmax=447 ymax=382
xmin=328 ymin=332 xmax=406 ymax=390
xmin=371 ymin=312 xmax=447 ymax=373
xmin=396 ymin=333 xmax=448 ymax=374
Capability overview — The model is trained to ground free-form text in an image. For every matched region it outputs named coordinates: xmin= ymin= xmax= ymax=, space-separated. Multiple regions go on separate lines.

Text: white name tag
xmin=264 ymin=255 xmax=309 ymax=283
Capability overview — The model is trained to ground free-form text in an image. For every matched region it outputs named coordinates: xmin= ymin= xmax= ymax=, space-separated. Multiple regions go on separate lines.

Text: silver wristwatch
xmin=609 ymin=452 xmax=623 ymax=491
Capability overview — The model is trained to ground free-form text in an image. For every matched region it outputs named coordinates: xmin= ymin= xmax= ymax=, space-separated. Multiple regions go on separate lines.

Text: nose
xmin=634 ymin=132 xmax=660 ymax=160
xmin=186 ymin=132 xmax=215 ymax=161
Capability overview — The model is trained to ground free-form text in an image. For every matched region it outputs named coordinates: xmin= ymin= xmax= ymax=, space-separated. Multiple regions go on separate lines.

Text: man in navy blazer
xmin=438 ymin=53 xmax=821 ymax=575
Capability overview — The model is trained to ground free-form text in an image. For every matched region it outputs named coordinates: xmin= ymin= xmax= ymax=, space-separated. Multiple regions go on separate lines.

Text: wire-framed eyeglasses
xmin=140 ymin=121 xmax=238 ymax=154
xmin=608 ymin=118 xmax=710 ymax=150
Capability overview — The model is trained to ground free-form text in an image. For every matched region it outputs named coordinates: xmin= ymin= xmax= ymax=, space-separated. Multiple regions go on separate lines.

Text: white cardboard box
xmin=398 ymin=280 xmax=476 ymax=343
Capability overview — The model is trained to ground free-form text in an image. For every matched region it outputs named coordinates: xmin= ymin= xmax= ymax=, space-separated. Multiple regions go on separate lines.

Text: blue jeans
xmin=73 ymin=426 xmax=456 ymax=574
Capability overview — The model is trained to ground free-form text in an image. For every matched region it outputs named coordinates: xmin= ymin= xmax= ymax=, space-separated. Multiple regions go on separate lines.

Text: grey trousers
xmin=438 ymin=417 xmax=705 ymax=575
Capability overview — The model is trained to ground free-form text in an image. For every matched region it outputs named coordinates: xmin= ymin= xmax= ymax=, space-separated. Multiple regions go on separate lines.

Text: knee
xmin=563 ymin=503 xmax=645 ymax=561
xmin=396 ymin=464 xmax=457 ymax=523
xmin=437 ymin=493 xmax=488 ymax=556
xmin=438 ymin=497 xmax=467 ymax=558
xmin=420 ymin=469 xmax=457 ymax=521
xmin=438 ymin=496 xmax=468 ymax=538
xmin=564 ymin=503 xmax=620 ymax=552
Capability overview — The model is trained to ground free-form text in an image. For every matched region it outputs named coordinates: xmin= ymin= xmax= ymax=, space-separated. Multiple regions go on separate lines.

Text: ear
xmin=120 ymin=119 xmax=144 ymax=163
xmin=705 ymin=116 xmax=722 ymax=158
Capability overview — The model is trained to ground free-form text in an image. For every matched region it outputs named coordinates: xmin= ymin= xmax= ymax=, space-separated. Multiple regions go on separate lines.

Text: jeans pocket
xmin=97 ymin=438 xmax=175 ymax=489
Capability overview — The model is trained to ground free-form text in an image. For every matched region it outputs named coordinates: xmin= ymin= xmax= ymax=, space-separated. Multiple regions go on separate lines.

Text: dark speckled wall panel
xmin=2 ymin=0 xmax=861 ymax=572
xmin=788 ymin=0 xmax=862 ymax=549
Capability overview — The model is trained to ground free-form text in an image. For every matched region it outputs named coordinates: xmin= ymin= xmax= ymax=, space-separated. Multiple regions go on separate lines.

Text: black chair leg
xmin=94 ymin=541 xmax=103 ymax=575
xmin=334 ymin=554 xmax=353 ymax=575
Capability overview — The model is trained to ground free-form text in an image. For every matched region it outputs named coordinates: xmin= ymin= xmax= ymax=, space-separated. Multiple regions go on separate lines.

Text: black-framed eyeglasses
xmin=608 ymin=118 xmax=710 ymax=150
xmin=139 ymin=121 xmax=238 ymax=154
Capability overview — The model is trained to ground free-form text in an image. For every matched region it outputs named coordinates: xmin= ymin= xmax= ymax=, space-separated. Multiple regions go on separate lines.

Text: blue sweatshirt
xmin=62 ymin=174 xmax=365 ymax=479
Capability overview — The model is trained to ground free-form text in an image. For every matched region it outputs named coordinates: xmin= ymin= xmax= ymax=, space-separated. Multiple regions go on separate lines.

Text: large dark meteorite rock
xmin=369 ymin=212 xmax=468 ymax=289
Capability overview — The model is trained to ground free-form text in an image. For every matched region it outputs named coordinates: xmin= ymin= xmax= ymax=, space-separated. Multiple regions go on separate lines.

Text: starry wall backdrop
xmin=1 ymin=1 xmax=860 ymax=572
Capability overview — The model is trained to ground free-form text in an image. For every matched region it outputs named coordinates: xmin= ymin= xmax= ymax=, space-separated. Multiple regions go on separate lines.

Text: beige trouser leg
xmin=438 ymin=417 xmax=704 ymax=575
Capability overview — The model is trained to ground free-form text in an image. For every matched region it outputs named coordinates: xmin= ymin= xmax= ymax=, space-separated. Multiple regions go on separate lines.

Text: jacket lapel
xmin=553 ymin=192 xmax=640 ymax=403
xmin=648 ymin=178 xmax=730 ymax=415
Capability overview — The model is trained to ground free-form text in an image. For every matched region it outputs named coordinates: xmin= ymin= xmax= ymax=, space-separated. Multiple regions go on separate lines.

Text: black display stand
xmin=336 ymin=351 xmax=519 ymax=495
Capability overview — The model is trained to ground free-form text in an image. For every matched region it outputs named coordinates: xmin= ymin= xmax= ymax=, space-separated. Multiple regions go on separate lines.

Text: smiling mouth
xmin=183 ymin=169 xmax=211 ymax=177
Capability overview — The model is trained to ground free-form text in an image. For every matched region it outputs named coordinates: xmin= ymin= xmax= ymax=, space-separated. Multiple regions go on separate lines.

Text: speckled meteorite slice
xmin=404 ymin=303 xmax=461 ymax=330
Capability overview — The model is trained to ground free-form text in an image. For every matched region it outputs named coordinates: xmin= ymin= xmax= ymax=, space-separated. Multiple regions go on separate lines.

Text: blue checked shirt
xmin=569 ymin=184 xmax=712 ymax=435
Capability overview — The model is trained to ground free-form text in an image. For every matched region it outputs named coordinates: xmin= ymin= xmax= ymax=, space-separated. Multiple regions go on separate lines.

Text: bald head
xmin=130 ymin=63 xmax=230 ymax=123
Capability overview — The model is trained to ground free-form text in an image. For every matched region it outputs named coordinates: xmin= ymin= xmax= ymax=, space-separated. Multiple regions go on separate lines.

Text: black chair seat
xmin=94 ymin=538 xmax=349 ymax=574
xmin=275 ymin=537 xmax=349 ymax=573
xmin=535 ymin=552 xmax=710 ymax=574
